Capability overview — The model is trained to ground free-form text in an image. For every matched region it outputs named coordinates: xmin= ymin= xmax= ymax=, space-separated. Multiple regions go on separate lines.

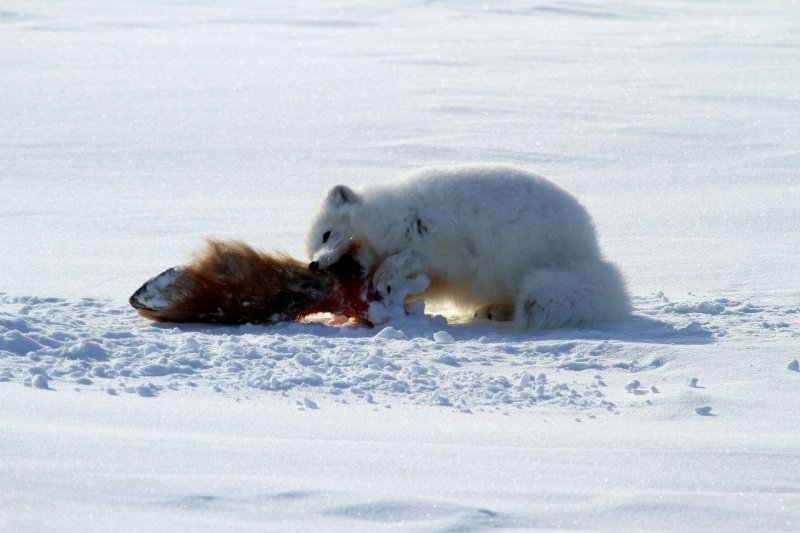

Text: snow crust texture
xmin=2 ymin=292 xmax=797 ymax=414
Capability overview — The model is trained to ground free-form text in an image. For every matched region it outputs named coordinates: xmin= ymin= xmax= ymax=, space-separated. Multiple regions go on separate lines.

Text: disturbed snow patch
xmin=2 ymin=291 xmax=794 ymax=413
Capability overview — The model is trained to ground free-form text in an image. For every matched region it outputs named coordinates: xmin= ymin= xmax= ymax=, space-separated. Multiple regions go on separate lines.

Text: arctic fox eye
xmin=322 ymin=231 xmax=331 ymax=244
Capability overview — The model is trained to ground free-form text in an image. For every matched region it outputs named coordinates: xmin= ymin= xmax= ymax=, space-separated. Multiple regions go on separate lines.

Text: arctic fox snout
xmin=309 ymin=253 xmax=364 ymax=280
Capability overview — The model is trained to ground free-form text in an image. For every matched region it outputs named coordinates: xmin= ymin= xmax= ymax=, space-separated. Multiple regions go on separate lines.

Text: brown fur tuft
xmin=130 ymin=239 xmax=371 ymax=325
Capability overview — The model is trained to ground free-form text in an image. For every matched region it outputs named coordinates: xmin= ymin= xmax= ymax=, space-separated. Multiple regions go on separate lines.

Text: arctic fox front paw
xmin=373 ymin=265 xmax=408 ymax=303
xmin=374 ymin=268 xmax=430 ymax=306
xmin=371 ymin=253 xmax=401 ymax=296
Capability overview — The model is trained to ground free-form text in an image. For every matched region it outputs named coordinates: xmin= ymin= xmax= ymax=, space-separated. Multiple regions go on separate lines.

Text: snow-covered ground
xmin=2 ymin=1 xmax=799 ymax=530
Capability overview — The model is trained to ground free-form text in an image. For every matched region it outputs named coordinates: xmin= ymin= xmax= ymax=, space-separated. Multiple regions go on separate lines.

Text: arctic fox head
xmin=306 ymin=185 xmax=377 ymax=279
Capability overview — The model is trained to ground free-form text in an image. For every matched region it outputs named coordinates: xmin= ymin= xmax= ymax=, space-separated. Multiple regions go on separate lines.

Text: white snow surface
xmin=2 ymin=1 xmax=800 ymax=531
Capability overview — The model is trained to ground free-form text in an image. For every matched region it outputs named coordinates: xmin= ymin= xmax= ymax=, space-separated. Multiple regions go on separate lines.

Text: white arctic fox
xmin=306 ymin=164 xmax=630 ymax=330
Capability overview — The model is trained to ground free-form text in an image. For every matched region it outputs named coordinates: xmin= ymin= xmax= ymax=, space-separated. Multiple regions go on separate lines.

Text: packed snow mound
xmin=3 ymin=292 xmax=796 ymax=414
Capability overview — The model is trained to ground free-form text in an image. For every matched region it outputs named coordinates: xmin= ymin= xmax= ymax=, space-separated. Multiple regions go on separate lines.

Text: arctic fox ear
xmin=326 ymin=185 xmax=360 ymax=207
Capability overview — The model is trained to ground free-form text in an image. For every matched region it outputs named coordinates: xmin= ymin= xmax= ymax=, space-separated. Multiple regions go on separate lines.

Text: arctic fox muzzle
xmin=326 ymin=254 xmax=364 ymax=280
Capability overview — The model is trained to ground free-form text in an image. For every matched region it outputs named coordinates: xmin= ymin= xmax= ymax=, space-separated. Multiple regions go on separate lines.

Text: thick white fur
xmin=306 ymin=164 xmax=630 ymax=330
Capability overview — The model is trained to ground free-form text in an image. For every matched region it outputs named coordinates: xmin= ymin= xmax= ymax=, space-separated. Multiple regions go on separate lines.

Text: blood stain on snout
xmin=327 ymin=254 xmax=364 ymax=279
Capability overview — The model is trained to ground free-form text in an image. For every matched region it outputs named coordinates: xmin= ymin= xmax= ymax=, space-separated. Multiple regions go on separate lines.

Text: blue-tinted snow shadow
xmin=138 ymin=310 xmax=714 ymax=346
xmin=449 ymin=313 xmax=716 ymax=346
xmin=152 ymin=491 xmax=523 ymax=531
xmin=137 ymin=316 xmax=376 ymax=338
xmin=323 ymin=499 xmax=518 ymax=531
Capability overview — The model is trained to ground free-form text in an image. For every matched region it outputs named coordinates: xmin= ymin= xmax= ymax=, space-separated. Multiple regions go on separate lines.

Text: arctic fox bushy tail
xmin=515 ymin=260 xmax=630 ymax=330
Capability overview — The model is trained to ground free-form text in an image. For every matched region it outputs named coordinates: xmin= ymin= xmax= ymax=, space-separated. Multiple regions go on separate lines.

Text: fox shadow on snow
xmin=143 ymin=310 xmax=715 ymax=346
